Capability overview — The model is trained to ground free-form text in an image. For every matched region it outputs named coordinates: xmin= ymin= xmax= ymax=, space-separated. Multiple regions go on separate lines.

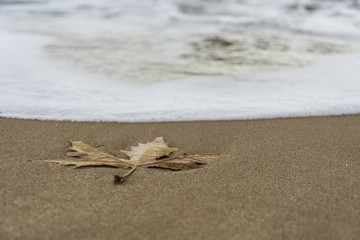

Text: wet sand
xmin=1 ymin=115 xmax=359 ymax=239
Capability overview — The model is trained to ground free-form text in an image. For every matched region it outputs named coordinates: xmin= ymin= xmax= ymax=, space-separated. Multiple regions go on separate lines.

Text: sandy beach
xmin=1 ymin=115 xmax=359 ymax=239
xmin=1 ymin=1 xmax=360 ymax=239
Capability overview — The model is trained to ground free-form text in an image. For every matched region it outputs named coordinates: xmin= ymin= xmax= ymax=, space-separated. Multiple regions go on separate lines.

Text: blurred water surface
xmin=1 ymin=1 xmax=360 ymax=121
xmin=2 ymin=0 xmax=360 ymax=82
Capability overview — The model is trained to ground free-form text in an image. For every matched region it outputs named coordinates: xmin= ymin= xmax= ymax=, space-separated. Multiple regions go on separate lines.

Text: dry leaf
xmin=143 ymin=154 xmax=220 ymax=170
xmin=121 ymin=137 xmax=178 ymax=165
xmin=44 ymin=141 xmax=134 ymax=169
xmin=39 ymin=137 xmax=221 ymax=183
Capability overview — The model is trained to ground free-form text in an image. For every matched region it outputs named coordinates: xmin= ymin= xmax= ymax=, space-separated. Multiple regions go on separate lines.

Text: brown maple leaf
xmin=40 ymin=137 xmax=221 ymax=183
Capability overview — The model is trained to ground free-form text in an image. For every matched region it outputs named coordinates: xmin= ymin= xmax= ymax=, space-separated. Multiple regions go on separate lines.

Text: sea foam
xmin=1 ymin=0 xmax=360 ymax=122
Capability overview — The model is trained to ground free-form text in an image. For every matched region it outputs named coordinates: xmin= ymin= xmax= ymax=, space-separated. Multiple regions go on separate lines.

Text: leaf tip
xmin=155 ymin=137 xmax=164 ymax=141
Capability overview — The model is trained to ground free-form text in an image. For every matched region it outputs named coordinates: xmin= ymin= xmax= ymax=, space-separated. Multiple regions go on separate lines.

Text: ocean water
xmin=1 ymin=0 xmax=360 ymax=121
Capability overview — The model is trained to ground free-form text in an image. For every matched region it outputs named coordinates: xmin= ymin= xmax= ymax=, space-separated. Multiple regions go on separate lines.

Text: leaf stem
xmin=124 ymin=166 xmax=137 ymax=177
xmin=113 ymin=166 xmax=137 ymax=184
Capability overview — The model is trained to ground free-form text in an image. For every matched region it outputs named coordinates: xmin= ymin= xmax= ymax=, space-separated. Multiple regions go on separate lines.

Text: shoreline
xmin=1 ymin=115 xmax=360 ymax=239
xmin=1 ymin=110 xmax=360 ymax=123
xmin=1 ymin=29 xmax=360 ymax=123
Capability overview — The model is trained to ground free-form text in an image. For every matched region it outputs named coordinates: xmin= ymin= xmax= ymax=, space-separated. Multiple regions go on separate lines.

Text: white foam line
xmin=1 ymin=30 xmax=360 ymax=122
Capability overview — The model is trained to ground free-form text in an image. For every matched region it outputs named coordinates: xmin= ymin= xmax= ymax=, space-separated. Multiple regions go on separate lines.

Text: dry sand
xmin=1 ymin=115 xmax=360 ymax=240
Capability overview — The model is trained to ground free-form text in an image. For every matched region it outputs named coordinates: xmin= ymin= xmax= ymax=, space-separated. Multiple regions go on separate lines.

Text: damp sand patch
xmin=185 ymin=31 xmax=352 ymax=73
xmin=46 ymin=30 xmax=356 ymax=83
